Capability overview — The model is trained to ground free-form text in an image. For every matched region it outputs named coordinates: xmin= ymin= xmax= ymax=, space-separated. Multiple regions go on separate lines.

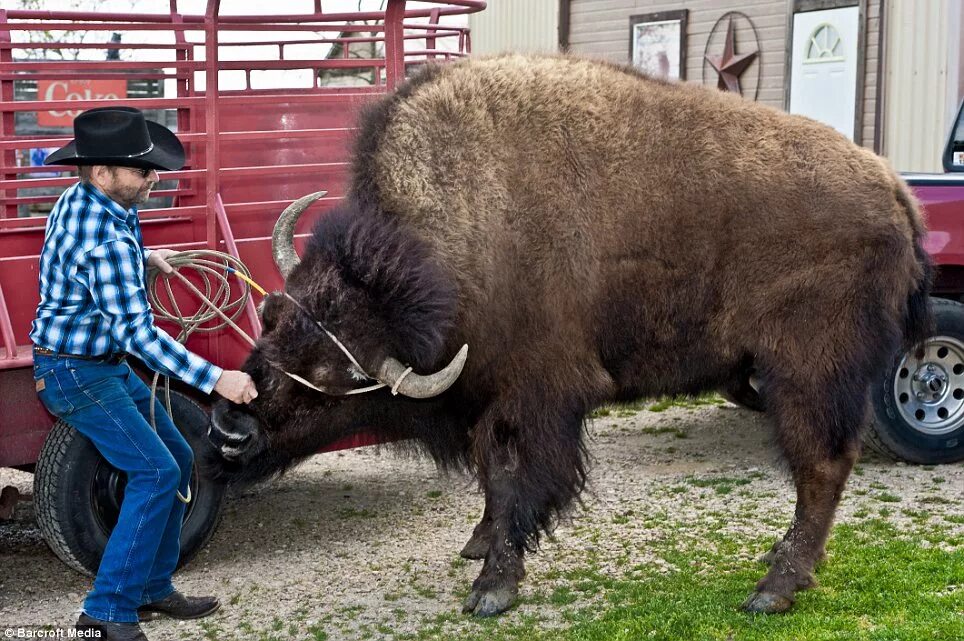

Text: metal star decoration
xmin=704 ymin=17 xmax=758 ymax=95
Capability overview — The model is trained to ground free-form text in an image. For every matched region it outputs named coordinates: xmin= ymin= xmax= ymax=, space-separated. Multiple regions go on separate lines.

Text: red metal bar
xmin=201 ymin=32 xmax=463 ymax=47
xmin=205 ymin=0 xmax=220 ymax=252
xmin=0 ymin=58 xmax=399 ymax=72
xmin=2 ymin=4 xmax=485 ymax=24
xmin=0 ymin=42 xmax=185 ymax=50
xmin=0 ymin=73 xmax=182 ymax=82
xmin=0 ymin=281 xmax=17 ymax=360
xmin=384 ymin=0 xmax=407 ymax=91
xmin=219 ymin=162 xmax=348 ymax=178
xmin=0 ymin=188 xmax=194 ymax=207
xmin=0 ymin=9 xmax=14 ymax=220
xmin=213 ymin=193 xmax=261 ymax=340
xmin=426 ymin=7 xmax=442 ymax=60
xmin=0 ymin=127 xmax=353 ymax=151
xmin=1 ymin=20 xmax=468 ymax=33
xmin=1 ymin=23 xmax=198 ymax=32
xmin=2 ymin=96 xmax=205 ymax=112
xmin=0 ymin=172 xmax=205 ymax=190
xmin=172 ymin=9 xmax=190 ymax=211
xmin=2 ymin=91 xmax=375 ymax=113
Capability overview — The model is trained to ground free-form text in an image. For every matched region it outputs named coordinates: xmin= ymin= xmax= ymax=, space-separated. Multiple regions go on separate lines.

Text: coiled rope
xmin=145 ymin=250 xmax=263 ymax=503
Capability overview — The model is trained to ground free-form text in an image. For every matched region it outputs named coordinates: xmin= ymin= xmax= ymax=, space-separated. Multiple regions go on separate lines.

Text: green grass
xmin=229 ymin=516 xmax=962 ymax=641
xmin=590 ymin=394 xmax=727 ymax=419
xmin=683 ymin=474 xmax=757 ymax=495
xmin=390 ymin=519 xmax=962 ymax=641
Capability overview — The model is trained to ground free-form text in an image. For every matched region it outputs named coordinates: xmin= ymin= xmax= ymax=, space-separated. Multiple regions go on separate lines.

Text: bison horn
xmin=272 ymin=190 xmax=328 ymax=278
xmin=377 ymin=344 xmax=469 ymax=399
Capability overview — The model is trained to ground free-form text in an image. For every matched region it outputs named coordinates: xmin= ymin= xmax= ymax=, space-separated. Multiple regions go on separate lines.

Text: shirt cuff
xmin=143 ymin=248 xmax=153 ymax=265
xmin=195 ymin=363 xmax=224 ymax=395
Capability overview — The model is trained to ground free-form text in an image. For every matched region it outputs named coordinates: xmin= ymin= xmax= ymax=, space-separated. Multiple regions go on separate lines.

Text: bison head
xmin=205 ymin=192 xmax=466 ymax=483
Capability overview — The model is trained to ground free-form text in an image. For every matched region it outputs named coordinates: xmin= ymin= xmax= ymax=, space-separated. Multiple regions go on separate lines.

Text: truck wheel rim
xmin=90 ymin=462 xmax=200 ymax=534
xmin=893 ymin=335 xmax=964 ymax=436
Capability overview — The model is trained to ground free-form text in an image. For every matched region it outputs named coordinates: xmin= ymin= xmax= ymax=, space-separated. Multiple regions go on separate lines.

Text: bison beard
xmin=206 ymin=54 xmax=933 ymax=617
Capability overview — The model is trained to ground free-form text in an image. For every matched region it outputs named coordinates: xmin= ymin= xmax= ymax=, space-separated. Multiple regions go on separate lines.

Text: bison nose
xmin=217 ymin=431 xmax=252 ymax=461
xmin=208 ymin=402 xmax=259 ymax=461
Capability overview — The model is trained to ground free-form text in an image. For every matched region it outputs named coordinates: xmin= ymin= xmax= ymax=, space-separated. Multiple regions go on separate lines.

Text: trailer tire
xmin=33 ymin=391 xmax=226 ymax=577
xmin=867 ymin=298 xmax=964 ymax=464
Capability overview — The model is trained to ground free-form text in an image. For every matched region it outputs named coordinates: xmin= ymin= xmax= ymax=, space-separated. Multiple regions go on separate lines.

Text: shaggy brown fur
xmin=206 ymin=54 xmax=932 ymax=617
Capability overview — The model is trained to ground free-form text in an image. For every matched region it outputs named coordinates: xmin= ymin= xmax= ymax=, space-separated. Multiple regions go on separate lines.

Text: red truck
xmin=0 ymin=0 xmax=483 ymax=576
xmin=724 ymin=104 xmax=964 ymax=467
xmin=1 ymin=0 xmax=960 ymax=580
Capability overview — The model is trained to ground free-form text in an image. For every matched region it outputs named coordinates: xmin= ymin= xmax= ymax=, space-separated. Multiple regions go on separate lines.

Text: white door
xmin=789 ymin=7 xmax=860 ymax=140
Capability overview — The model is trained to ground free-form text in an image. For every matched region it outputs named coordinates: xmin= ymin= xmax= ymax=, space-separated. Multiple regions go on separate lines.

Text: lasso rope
xmin=145 ymin=250 xmax=261 ymax=503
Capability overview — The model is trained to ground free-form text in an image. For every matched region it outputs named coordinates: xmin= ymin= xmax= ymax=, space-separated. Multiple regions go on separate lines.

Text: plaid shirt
xmin=29 ymin=182 xmax=222 ymax=394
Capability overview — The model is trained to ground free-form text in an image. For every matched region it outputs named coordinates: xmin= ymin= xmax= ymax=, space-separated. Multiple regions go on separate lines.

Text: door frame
xmin=784 ymin=0 xmax=868 ymax=143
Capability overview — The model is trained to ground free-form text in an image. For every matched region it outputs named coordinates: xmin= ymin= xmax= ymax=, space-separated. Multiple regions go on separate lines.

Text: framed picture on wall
xmin=630 ymin=10 xmax=688 ymax=81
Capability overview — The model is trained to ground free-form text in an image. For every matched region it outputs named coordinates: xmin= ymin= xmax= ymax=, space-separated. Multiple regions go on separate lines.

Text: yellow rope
xmin=145 ymin=250 xmax=268 ymax=503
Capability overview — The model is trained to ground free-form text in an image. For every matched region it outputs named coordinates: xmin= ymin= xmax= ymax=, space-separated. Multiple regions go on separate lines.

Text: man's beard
xmin=110 ymin=183 xmax=153 ymax=209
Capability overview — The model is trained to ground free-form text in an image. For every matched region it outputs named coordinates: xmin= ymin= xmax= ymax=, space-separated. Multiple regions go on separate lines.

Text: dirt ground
xmin=1 ymin=402 xmax=962 ymax=639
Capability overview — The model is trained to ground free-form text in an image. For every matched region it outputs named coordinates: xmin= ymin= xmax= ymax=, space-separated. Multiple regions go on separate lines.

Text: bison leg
xmin=462 ymin=405 xmax=587 ymax=617
xmin=460 ymin=498 xmax=492 ymax=560
xmin=743 ymin=378 xmax=863 ymax=614
xmin=461 ymin=453 xmax=526 ymax=617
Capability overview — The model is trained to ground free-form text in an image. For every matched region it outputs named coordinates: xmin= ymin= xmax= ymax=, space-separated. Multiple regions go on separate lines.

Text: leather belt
xmin=34 ymin=346 xmax=127 ymax=365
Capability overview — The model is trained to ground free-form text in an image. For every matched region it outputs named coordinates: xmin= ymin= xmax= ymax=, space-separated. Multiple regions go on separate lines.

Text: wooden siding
xmin=469 ymin=0 xmax=560 ymax=55
xmin=883 ymin=0 xmax=960 ymax=172
xmin=569 ymin=0 xmax=882 ymax=150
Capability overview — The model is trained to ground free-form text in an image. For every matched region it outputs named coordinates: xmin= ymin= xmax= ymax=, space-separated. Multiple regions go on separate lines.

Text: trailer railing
xmin=0 ymin=0 xmax=484 ymax=371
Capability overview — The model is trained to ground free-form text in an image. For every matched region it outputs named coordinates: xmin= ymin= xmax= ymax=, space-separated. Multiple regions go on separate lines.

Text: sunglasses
xmin=117 ymin=166 xmax=156 ymax=179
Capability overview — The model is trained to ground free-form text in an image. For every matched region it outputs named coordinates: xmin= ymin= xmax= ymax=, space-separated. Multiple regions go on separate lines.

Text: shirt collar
xmin=79 ymin=182 xmax=138 ymax=225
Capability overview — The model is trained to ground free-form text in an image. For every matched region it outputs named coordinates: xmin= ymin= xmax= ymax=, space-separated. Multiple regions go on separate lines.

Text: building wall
xmin=469 ymin=0 xmax=560 ymax=55
xmin=861 ymin=0 xmax=883 ymax=150
xmin=883 ymin=0 xmax=960 ymax=172
xmin=568 ymin=1 xmax=882 ymax=149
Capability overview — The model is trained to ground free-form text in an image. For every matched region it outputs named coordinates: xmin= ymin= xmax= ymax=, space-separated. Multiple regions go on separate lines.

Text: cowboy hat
xmin=44 ymin=106 xmax=184 ymax=171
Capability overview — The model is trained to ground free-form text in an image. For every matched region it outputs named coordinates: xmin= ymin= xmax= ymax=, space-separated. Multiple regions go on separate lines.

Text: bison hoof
xmin=741 ymin=591 xmax=794 ymax=614
xmin=461 ymin=586 xmax=518 ymax=617
xmin=459 ymin=533 xmax=490 ymax=560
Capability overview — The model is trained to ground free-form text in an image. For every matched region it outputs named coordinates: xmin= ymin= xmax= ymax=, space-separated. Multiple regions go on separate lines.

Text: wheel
xmin=721 ymin=367 xmax=765 ymax=412
xmin=33 ymin=390 xmax=226 ymax=576
xmin=868 ymin=298 xmax=964 ymax=464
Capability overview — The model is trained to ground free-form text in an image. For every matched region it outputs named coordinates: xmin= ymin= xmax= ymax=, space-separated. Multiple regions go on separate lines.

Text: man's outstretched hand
xmin=215 ymin=370 xmax=258 ymax=404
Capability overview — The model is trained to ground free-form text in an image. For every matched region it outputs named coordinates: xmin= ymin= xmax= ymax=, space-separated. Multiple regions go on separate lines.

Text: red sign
xmin=36 ymin=79 xmax=128 ymax=127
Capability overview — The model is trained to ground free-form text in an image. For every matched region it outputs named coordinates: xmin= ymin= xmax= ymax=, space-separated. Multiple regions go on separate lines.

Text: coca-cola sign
xmin=36 ymin=79 xmax=128 ymax=127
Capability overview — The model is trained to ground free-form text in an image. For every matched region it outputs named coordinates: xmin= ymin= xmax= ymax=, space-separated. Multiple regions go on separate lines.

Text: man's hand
xmin=214 ymin=370 xmax=259 ymax=404
xmin=147 ymin=248 xmax=178 ymax=275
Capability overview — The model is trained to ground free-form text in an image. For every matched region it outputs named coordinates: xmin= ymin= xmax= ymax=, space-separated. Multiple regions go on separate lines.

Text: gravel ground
xmin=1 ymin=403 xmax=962 ymax=639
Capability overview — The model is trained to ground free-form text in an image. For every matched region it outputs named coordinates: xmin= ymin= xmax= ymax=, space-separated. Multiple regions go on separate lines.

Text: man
xmin=30 ymin=107 xmax=257 ymax=641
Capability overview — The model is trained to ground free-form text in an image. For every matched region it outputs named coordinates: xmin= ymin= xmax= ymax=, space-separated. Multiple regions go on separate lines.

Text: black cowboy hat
xmin=44 ymin=106 xmax=184 ymax=171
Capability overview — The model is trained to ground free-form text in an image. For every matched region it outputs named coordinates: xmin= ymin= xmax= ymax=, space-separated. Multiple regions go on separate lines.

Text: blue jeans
xmin=33 ymin=351 xmax=192 ymax=623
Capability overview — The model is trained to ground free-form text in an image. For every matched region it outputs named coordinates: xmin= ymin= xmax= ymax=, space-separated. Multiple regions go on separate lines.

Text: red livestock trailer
xmin=0 ymin=0 xmax=484 ymax=575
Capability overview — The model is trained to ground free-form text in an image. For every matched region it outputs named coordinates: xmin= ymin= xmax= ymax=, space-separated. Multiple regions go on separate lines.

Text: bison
xmin=206 ymin=54 xmax=931 ymax=616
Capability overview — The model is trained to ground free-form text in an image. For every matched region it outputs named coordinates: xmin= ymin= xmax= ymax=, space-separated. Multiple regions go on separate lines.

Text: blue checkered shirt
xmin=29 ymin=182 xmax=222 ymax=393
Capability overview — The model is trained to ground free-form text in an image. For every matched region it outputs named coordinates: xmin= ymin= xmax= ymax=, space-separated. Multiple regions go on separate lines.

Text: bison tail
xmin=897 ymin=184 xmax=934 ymax=349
